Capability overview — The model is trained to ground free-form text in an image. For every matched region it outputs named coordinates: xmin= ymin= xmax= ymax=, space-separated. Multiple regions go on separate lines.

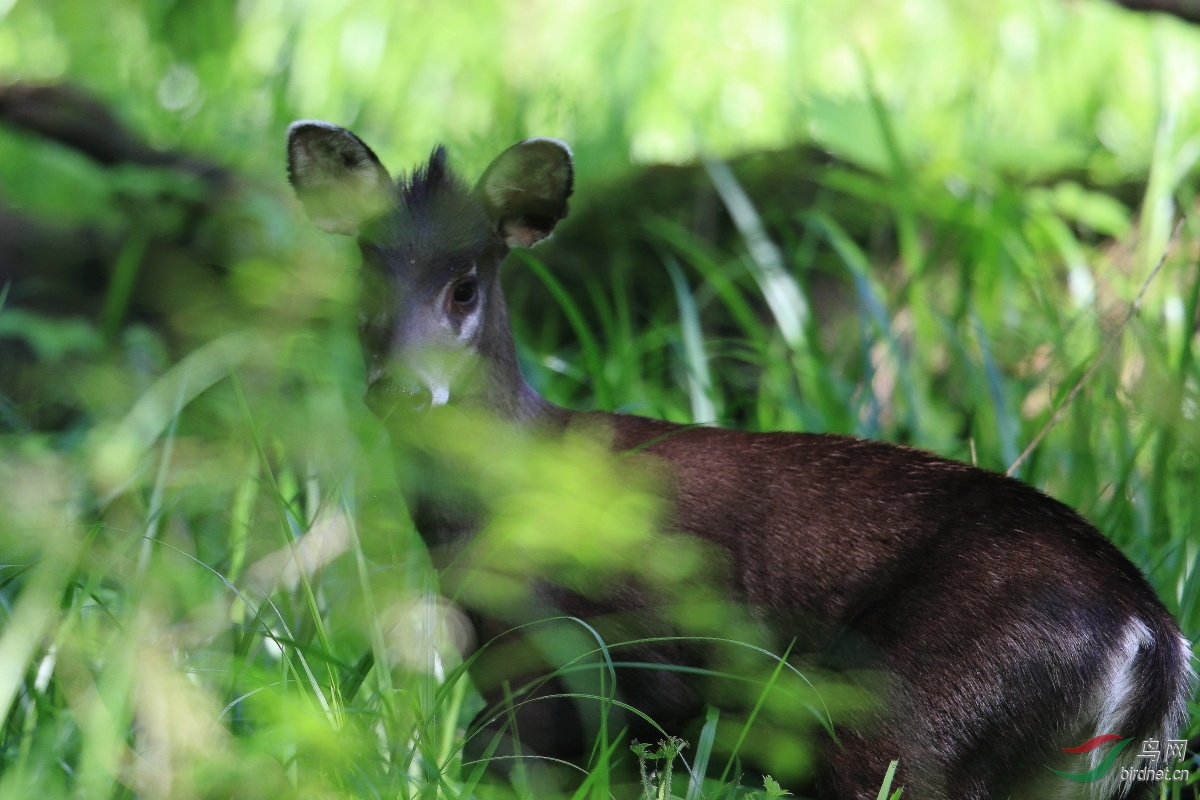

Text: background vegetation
xmin=0 ymin=0 xmax=1198 ymax=797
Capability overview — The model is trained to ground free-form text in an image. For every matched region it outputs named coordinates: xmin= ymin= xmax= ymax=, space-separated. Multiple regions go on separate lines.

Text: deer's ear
xmin=476 ymin=138 xmax=574 ymax=248
xmin=287 ymin=121 xmax=392 ymax=235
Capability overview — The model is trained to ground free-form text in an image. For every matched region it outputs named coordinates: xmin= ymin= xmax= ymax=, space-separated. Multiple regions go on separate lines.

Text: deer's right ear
xmin=477 ymin=138 xmax=574 ymax=248
xmin=287 ymin=121 xmax=392 ymax=235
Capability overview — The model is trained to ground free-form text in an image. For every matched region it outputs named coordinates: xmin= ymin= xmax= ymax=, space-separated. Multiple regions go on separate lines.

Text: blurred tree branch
xmin=0 ymin=83 xmax=228 ymax=186
xmin=0 ymin=83 xmax=233 ymax=298
xmin=0 ymin=83 xmax=249 ymax=429
xmin=1107 ymin=0 xmax=1200 ymax=25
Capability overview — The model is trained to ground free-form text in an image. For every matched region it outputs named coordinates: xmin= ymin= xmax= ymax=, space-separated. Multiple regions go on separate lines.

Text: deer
xmin=286 ymin=120 xmax=1193 ymax=800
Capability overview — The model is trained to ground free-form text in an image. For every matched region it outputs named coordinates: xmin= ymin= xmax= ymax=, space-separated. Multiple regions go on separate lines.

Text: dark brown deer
xmin=286 ymin=121 xmax=1192 ymax=800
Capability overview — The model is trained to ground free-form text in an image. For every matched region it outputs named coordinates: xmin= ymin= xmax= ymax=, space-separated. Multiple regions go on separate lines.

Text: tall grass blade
xmin=646 ymin=219 xmax=769 ymax=346
xmin=516 ymin=251 xmax=610 ymax=408
xmin=875 ymin=759 xmax=901 ymax=800
xmin=1007 ymin=219 xmax=1182 ymax=477
xmin=704 ymin=157 xmax=810 ymax=352
xmin=686 ymin=705 xmax=720 ymax=800
xmin=718 ymin=641 xmax=795 ymax=786
xmin=972 ymin=314 xmax=1019 ymax=469
xmin=664 ymin=253 xmax=718 ymax=424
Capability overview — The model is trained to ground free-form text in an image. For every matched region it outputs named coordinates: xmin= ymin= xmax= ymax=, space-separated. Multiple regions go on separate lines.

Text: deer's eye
xmin=452 ymin=278 xmax=478 ymax=306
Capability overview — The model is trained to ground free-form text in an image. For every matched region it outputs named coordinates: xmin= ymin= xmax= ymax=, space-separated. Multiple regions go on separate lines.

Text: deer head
xmin=287 ymin=121 xmax=573 ymax=420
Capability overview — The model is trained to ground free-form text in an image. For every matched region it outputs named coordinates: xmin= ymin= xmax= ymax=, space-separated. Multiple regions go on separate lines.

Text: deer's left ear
xmin=287 ymin=120 xmax=393 ymax=235
xmin=476 ymin=138 xmax=574 ymax=248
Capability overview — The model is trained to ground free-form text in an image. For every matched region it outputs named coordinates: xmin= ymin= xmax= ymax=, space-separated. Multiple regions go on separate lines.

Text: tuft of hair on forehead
xmin=376 ymin=145 xmax=492 ymax=265
xmin=397 ymin=145 xmax=456 ymax=212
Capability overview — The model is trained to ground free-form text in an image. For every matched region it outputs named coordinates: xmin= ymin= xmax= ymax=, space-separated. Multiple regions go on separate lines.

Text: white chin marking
xmin=429 ymin=385 xmax=450 ymax=407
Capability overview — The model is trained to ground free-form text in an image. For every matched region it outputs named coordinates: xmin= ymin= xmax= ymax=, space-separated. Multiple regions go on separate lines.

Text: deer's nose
xmin=366 ymin=372 xmax=433 ymax=415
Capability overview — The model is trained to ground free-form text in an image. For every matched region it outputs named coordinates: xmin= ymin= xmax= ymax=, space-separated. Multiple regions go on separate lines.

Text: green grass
xmin=2 ymin=1 xmax=1200 ymax=798
xmin=2 ymin=150 xmax=1197 ymax=797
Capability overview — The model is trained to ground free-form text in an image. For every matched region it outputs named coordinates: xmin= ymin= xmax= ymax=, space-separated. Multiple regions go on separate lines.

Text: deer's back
xmin=582 ymin=411 xmax=1165 ymax=641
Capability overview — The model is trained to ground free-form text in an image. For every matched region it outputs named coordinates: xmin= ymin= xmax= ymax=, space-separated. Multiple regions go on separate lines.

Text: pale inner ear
xmin=499 ymin=214 xmax=559 ymax=248
xmin=287 ymin=121 xmax=393 ymax=235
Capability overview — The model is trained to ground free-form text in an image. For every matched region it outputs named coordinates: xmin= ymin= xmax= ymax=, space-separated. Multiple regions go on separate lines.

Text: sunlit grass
xmin=1 ymin=1 xmax=1200 ymax=798
xmin=7 ymin=148 xmax=1198 ymax=798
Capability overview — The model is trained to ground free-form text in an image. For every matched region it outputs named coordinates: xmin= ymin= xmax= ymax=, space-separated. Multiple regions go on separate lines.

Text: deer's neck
xmin=478 ymin=288 xmax=567 ymax=425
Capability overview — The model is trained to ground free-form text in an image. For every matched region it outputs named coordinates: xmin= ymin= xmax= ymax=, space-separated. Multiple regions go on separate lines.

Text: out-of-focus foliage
xmin=2 ymin=0 xmax=1198 ymax=179
xmin=1 ymin=1 xmax=1199 ymax=799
